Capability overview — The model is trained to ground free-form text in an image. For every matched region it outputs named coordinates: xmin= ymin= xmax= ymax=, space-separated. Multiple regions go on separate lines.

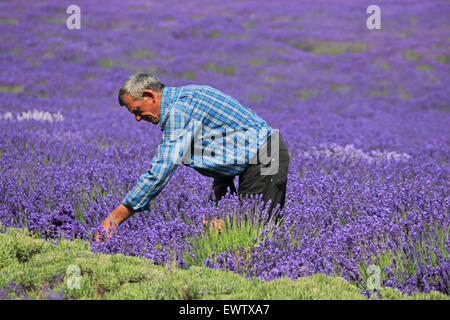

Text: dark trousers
xmin=210 ymin=132 xmax=290 ymax=223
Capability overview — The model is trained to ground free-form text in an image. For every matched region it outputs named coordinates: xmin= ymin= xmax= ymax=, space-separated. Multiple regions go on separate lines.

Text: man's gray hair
xmin=118 ymin=73 xmax=165 ymax=106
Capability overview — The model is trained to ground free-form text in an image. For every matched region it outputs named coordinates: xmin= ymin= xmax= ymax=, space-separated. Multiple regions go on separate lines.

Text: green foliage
xmin=201 ymin=62 xmax=237 ymax=76
xmin=416 ymin=64 xmax=434 ymax=72
xmin=131 ymin=49 xmax=155 ymax=60
xmin=106 ymin=268 xmax=368 ymax=300
xmin=0 ymin=18 xmax=18 ymax=25
xmin=379 ymin=62 xmax=391 ymax=71
xmin=38 ymin=92 xmax=47 ymax=99
xmin=357 ymin=223 xmax=448 ymax=296
xmin=0 ymin=85 xmax=23 ymax=94
xmin=404 ymin=50 xmax=422 ymax=62
xmin=206 ymin=30 xmax=220 ymax=39
xmin=242 ymin=22 xmax=256 ymax=30
xmin=292 ymin=40 xmax=366 ymax=55
xmin=375 ymin=287 xmax=448 ymax=300
xmin=398 ymin=88 xmax=413 ymax=101
xmin=44 ymin=51 xmax=55 ymax=58
xmin=183 ymin=209 xmax=275 ymax=268
xmin=296 ymin=88 xmax=319 ymax=101
xmin=98 ymin=58 xmax=116 ymax=69
xmin=265 ymin=74 xmax=287 ymax=83
xmin=248 ymin=58 xmax=264 ymax=66
xmin=182 ymin=71 xmax=196 ymax=80
xmin=247 ymin=92 xmax=265 ymax=103
xmin=370 ymin=88 xmax=389 ymax=97
xmin=438 ymin=55 xmax=450 ymax=64
xmin=1 ymin=229 xmax=448 ymax=300
xmin=329 ymin=84 xmax=351 ymax=93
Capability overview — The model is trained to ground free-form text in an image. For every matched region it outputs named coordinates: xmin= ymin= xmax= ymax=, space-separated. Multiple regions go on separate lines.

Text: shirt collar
xmin=159 ymin=86 xmax=171 ymax=131
xmin=160 ymin=86 xmax=183 ymax=131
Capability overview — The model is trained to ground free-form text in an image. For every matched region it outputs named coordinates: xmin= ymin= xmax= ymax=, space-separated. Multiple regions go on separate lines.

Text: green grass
xmin=182 ymin=71 xmax=196 ymax=80
xmin=201 ymin=62 xmax=237 ymax=76
xmin=206 ymin=30 xmax=221 ymax=39
xmin=0 ymin=85 xmax=23 ymax=94
xmin=404 ymin=50 xmax=422 ymax=62
xmin=438 ymin=55 xmax=450 ymax=64
xmin=1 ymin=228 xmax=448 ymax=300
xmin=377 ymin=61 xmax=391 ymax=71
xmin=248 ymin=58 xmax=264 ymax=66
xmin=398 ymin=88 xmax=413 ymax=101
xmin=247 ymin=92 xmax=265 ymax=103
xmin=0 ymin=18 xmax=18 ymax=25
xmin=329 ymin=84 xmax=351 ymax=93
xmin=131 ymin=49 xmax=155 ymax=60
xmin=295 ymin=88 xmax=319 ymax=101
xmin=183 ymin=208 xmax=276 ymax=268
xmin=38 ymin=92 xmax=48 ymax=99
xmin=265 ymin=75 xmax=287 ymax=83
xmin=292 ymin=40 xmax=366 ymax=55
xmin=44 ymin=51 xmax=55 ymax=58
xmin=242 ymin=22 xmax=256 ymax=30
xmin=98 ymin=58 xmax=116 ymax=69
xmin=370 ymin=88 xmax=389 ymax=97
xmin=356 ymin=223 xmax=448 ymax=294
xmin=415 ymin=64 xmax=434 ymax=72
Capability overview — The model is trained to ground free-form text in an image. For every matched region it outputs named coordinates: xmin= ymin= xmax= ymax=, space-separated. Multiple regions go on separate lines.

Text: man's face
xmin=122 ymin=90 xmax=162 ymax=124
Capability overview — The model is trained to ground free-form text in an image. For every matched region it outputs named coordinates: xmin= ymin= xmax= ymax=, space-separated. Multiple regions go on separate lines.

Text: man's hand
xmin=96 ymin=204 xmax=136 ymax=242
xmin=95 ymin=217 xmax=118 ymax=242
xmin=202 ymin=215 xmax=225 ymax=234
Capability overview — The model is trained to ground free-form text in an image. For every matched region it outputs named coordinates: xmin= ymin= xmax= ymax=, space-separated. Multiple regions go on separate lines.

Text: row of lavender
xmin=0 ymin=0 xmax=449 ymax=296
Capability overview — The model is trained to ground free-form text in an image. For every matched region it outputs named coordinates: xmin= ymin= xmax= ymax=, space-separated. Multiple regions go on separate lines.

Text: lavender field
xmin=0 ymin=0 xmax=449 ymax=298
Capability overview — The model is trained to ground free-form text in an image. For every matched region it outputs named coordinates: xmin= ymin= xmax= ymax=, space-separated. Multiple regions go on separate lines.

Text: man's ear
xmin=142 ymin=89 xmax=155 ymax=100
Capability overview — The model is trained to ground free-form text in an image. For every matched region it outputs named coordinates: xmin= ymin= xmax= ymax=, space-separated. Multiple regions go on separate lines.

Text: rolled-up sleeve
xmin=122 ymin=104 xmax=192 ymax=212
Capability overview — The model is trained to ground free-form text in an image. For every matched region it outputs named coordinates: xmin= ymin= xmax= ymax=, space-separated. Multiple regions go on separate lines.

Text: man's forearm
xmin=100 ymin=204 xmax=137 ymax=237
xmin=109 ymin=203 xmax=136 ymax=226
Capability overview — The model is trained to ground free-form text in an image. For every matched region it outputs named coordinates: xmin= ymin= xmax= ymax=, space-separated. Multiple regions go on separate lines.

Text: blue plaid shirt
xmin=122 ymin=85 xmax=273 ymax=212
